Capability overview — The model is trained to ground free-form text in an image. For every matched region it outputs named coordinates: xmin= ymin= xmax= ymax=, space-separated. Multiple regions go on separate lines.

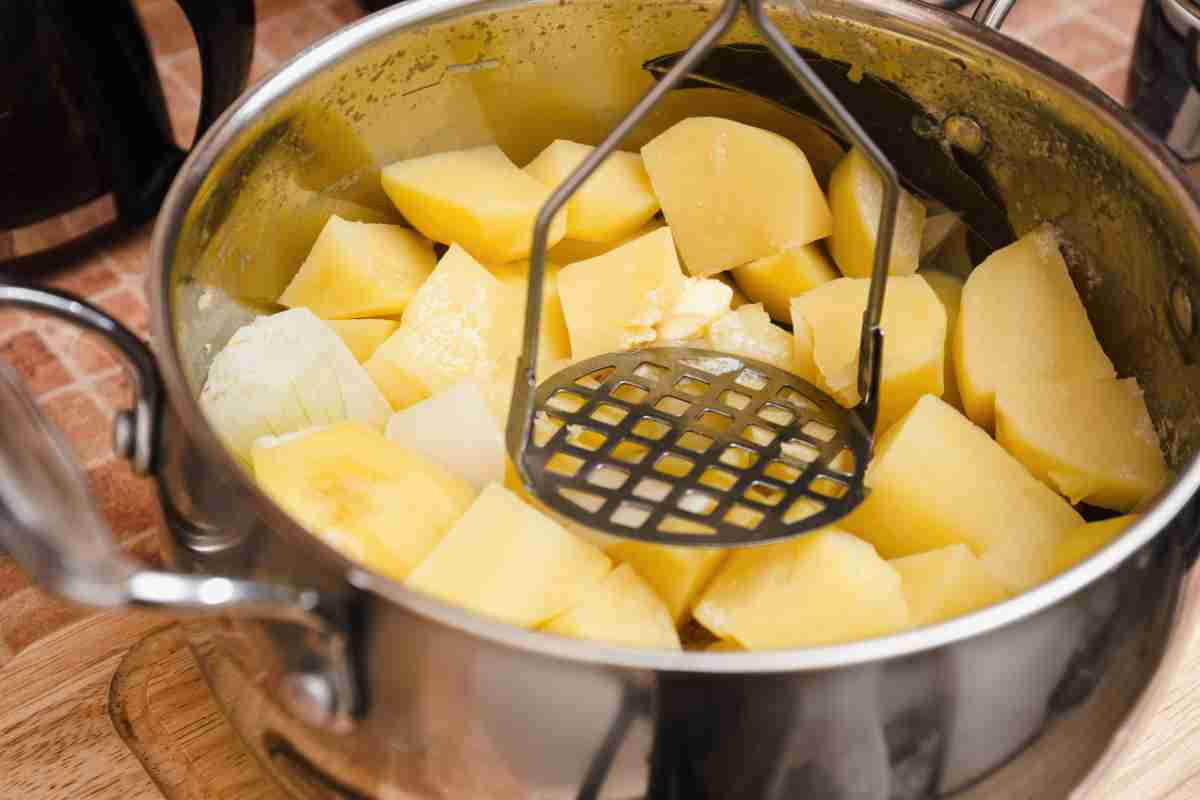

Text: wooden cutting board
xmin=2 ymin=588 xmax=1200 ymax=800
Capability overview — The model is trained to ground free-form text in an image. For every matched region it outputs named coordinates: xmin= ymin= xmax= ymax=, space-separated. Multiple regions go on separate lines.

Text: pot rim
xmin=150 ymin=0 xmax=1200 ymax=673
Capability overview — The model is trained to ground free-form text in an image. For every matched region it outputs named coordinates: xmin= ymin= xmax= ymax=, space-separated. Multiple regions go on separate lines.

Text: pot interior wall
xmin=169 ymin=0 xmax=1200 ymax=470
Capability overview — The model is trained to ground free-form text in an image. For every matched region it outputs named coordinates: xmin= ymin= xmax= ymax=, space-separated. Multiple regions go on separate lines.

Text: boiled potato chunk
xmin=406 ymin=484 xmax=612 ymax=627
xmin=200 ymin=308 xmax=392 ymax=466
xmin=955 ymin=226 xmax=1115 ymax=430
xmin=365 ymin=244 xmax=521 ymax=409
xmin=524 ymin=140 xmax=660 ymax=243
xmin=889 ymin=544 xmax=1011 ymax=627
xmin=547 ymin=219 xmax=664 ymax=264
xmin=706 ymin=303 xmax=794 ymax=371
xmin=842 ymin=395 xmax=1083 ymax=592
xmin=605 ymin=541 xmax=728 ymax=624
xmin=716 ymin=273 xmax=750 ymax=308
xmin=790 ymin=275 xmax=946 ymax=430
xmin=731 ymin=243 xmax=838 ymax=323
xmin=921 ymin=270 xmax=965 ymax=410
xmin=327 ymin=319 xmax=399 ymax=362
xmin=694 ymin=529 xmax=909 ymax=649
xmin=487 ymin=260 xmax=572 ymax=374
xmin=252 ymin=422 xmax=477 ymax=581
xmin=657 ymin=277 xmax=734 ymax=342
xmin=995 ymin=377 xmax=1168 ymax=512
xmin=542 ymin=564 xmax=682 ymax=650
xmin=557 ymin=226 xmax=685 ymax=360
xmin=1050 ymin=515 xmax=1139 ymax=577
xmin=641 ymin=117 xmax=833 ymax=276
xmin=380 ymin=145 xmax=567 ymax=264
xmin=827 ymin=148 xmax=927 ymax=278
xmin=278 ymin=216 xmax=436 ymax=318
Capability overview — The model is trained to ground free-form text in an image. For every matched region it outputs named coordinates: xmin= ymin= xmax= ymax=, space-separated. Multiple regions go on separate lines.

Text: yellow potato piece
xmin=732 ymin=243 xmax=838 ymax=323
xmin=790 ymin=275 xmax=946 ymax=430
xmin=380 ymin=145 xmax=567 ymax=264
xmin=920 ymin=270 xmax=965 ymax=411
xmin=827 ymin=148 xmax=927 ymax=278
xmin=557 ymin=226 xmax=685 ymax=360
xmin=889 ymin=544 xmax=1011 ymax=627
xmin=486 ymin=260 xmax=572 ymax=376
xmin=715 ymin=273 xmax=750 ymax=308
xmin=995 ymin=377 xmax=1168 ymax=512
xmin=641 ymin=117 xmax=833 ymax=276
xmin=706 ymin=303 xmax=794 ymax=372
xmin=524 ymin=140 xmax=660 ymax=243
xmin=706 ymin=639 xmax=743 ymax=652
xmin=547 ymin=220 xmax=664 ymax=264
xmin=279 ymin=216 xmax=436 ymax=318
xmin=1050 ymin=515 xmax=1139 ymax=578
xmin=606 ymin=541 xmax=728 ymax=624
xmin=955 ymin=225 xmax=1115 ymax=431
xmin=542 ymin=564 xmax=681 ymax=650
xmin=694 ymin=529 xmax=909 ymax=649
xmin=328 ymin=318 xmax=399 ymax=362
xmin=365 ymin=244 xmax=521 ymax=410
xmin=252 ymin=422 xmax=476 ymax=581
xmin=842 ymin=395 xmax=1083 ymax=592
xmin=406 ymin=484 xmax=612 ymax=628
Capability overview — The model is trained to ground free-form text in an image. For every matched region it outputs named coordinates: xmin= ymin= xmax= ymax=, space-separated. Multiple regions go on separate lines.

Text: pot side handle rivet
xmin=1171 ymin=281 xmax=1195 ymax=338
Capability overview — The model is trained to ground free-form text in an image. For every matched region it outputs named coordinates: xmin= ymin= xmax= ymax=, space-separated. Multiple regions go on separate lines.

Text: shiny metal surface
xmin=0 ymin=0 xmax=1197 ymax=795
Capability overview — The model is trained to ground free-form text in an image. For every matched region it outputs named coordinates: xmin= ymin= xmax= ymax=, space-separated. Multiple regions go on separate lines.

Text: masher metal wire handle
xmin=505 ymin=0 xmax=904 ymax=546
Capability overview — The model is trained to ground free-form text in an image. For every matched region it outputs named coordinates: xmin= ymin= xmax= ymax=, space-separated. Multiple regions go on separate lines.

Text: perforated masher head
xmin=506 ymin=0 xmax=920 ymax=547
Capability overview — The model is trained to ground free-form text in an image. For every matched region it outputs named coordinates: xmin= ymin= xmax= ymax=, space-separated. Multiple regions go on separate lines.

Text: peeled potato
xmin=406 ymin=483 xmax=612 ymax=628
xmin=706 ymin=303 xmax=793 ymax=372
xmin=542 ymin=564 xmax=682 ymax=650
xmin=252 ymin=422 xmax=477 ymax=581
xmin=328 ymin=318 xmax=399 ymax=362
xmin=524 ymin=140 xmax=660 ymax=243
xmin=955 ymin=226 xmax=1115 ymax=430
xmin=487 ymin=260 xmax=572 ymax=375
xmin=920 ymin=269 xmax=965 ymax=410
xmin=1050 ymin=515 xmax=1139 ymax=577
xmin=380 ymin=145 xmax=567 ymax=264
xmin=694 ymin=529 xmax=910 ymax=649
xmin=715 ymin=273 xmax=750 ymax=308
xmin=547 ymin=219 xmax=664 ymax=264
xmin=641 ymin=117 xmax=833 ymax=276
xmin=889 ymin=544 xmax=1011 ymax=627
xmin=365 ymin=244 xmax=521 ymax=409
xmin=842 ymin=395 xmax=1083 ymax=592
xmin=605 ymin=541 xmax=728 ymax=624
xmin=827 ymin=148 xmax=927 ymax=278
xmin=995 ymin=377 xmax=1168 ymax=512
xmin=791 ymin=275 xmax=946 ymax=430
xmin=278 ymin=216 xmax=436 ymax=318
xmin=731 ymin=243 xmax=838 ymax=323
xmin=557 ymin=226 xmax=685 ymax=360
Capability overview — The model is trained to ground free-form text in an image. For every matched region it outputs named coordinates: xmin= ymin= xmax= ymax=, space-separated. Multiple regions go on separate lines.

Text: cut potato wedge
xmin=542 ymin=564 xmax=681 ymax=650
xmin=716 ymin=273 xmax=750 ymax=308
xmin=996 ymin=377 xmax=1167 ymax=511
xmin=252 ymin=422 xmax=477 ymax=581
xmin=694 ymin=529 xmax=909 ymax=649
xmin=921 ymin=269 xmax=965 ymax=411
xmin=406 ymin=484 xmax=612 ymax=627
xmin=790 ymin=275 xmax=946 ymax=430
xmin=547 ymin=220 xmax=665 ymax=265
xmin=487 ymin=260 xmax=572 ymax=375
xmin=557 ymin=226 xmax=686 ymax=360
xmin=365 ymin=244 xmax=521 ymax=409
xmin=606 ymin=541 xmax=728 ymax=624
xmin=524 ymin=140 xmax=660 ymax=243
xmin=955 ymin=226 xmax=1115 ymax=430
xmin=731 ymin=243 xmax=838 ymax=323
xmin=842 ymin=395 xmax=1083 ymax=592
xmin=890 ymin=544 xmax=1011 ymax=627
xmin=381 ymin=145 xmax=567 ymax=264
xmin=706 ymin=303 xmax=793 ymax=371
xmin=1050 ymin=515 xmax=1139 ymax=577
xmin=827 ymin=148 xmax=927 ymax=278
xmin=328 ymin=319 xmax=399 ymax=362
xmin=278 ymin=216 xmax=436 ymax=318
xmin=641 ymin=117 xmax=832 ymax=276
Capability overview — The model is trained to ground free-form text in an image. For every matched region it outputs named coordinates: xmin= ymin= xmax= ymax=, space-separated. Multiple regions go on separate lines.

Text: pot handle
xmin=0 ymin=285 xmax=358 ymax=731
xmin=914 ymin=0 xmax=1017 ymax=31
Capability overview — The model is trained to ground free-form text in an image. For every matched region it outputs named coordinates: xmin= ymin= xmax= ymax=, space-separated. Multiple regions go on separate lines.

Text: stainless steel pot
xmin=4 ymin=1 xmax=1200 ymax=797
